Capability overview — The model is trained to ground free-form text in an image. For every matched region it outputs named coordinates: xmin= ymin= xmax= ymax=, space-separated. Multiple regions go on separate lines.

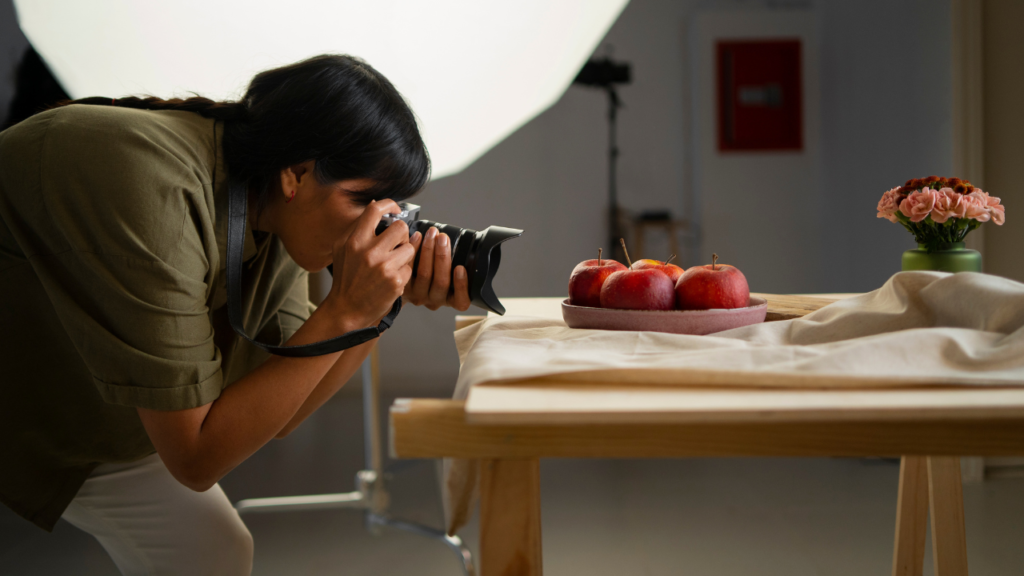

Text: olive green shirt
xmin=0 ymin=105 xmax=315 ymax=530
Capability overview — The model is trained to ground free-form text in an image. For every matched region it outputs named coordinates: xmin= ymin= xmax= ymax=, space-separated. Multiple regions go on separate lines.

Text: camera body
xmin=376 ymin=203 xmax=423 ymax=235
xmin=376 ymin=203 xmax=522 ymax=315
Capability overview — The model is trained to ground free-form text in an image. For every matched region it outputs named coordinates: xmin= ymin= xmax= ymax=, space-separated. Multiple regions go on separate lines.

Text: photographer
xmin=0 ymin=54 xmax=467 ymax=575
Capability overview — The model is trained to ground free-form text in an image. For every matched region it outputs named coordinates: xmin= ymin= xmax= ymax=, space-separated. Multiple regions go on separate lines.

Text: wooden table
xmin=389 ymin=296 xmax=1024 ymax=576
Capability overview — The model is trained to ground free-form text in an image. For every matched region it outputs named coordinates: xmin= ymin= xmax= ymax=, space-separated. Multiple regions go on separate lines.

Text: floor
xmin=3 ymin=393 xmax=1023 ymax=576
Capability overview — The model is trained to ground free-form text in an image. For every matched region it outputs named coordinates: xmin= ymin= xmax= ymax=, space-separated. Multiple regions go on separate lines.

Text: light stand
xmin=234 ymin=346 xmax=475 ymax=576
xmin=607 ymin=84 xmax=623 ymax=262
xmin=573 ymin=57 xmax=632 ymax=261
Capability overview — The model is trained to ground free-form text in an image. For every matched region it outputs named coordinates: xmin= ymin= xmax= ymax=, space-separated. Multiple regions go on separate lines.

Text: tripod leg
xmin=368 ymin=514 xmax=475 ymax=576
xmin=363 ymin=349 xmax=476 ymax=575
xmin=363 ymin=344 xmax=383 ymax=476
xmin=362 ymin=345 xmax=390 ymax=517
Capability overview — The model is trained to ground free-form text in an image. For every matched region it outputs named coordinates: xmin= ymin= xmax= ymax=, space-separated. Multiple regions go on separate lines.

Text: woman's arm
xmin=138 ymin=301 xmax=361 ymax=491
xmin=274 ymin=337 xmax=375 ymax=439
xmin=137 ymin=200 xmax=414 ymax=492
xmin=276 ymin=225 xmax=475 ymax=438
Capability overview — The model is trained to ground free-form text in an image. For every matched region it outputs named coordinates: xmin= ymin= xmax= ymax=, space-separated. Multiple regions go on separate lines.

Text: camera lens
xmin=411 ymin=221 xmax=522 ymax=315
xmin=368 ymin=203 xmax=522 ymax=315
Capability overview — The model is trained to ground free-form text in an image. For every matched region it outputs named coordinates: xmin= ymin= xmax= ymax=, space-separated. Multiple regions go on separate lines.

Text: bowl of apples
xmin=563 ymin=241 xmax=766 ymax=335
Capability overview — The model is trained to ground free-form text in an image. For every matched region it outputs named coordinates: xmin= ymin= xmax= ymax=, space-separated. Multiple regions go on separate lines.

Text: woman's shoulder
xmin=45 ymin=105 xmax=218 ymax=177
xmin=0 ymin=105 xmax=222 ymax=269
xmin=2 ymin=105 xmax=219 ymax=188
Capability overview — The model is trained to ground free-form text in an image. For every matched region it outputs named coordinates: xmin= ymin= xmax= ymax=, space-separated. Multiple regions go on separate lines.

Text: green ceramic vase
xmin=901 ymin=242 xmax=981 ymax=273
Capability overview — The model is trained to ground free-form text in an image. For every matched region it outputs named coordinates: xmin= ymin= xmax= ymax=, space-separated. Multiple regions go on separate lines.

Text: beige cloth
xmin=443 ymin=271 xmax=1024 ymax=533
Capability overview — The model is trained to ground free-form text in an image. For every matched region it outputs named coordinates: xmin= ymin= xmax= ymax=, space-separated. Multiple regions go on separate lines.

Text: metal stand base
xmin=234 ymin=347 xmax=475 ymax=576
xmin=368 ymin=514 xmax=475 ymax=576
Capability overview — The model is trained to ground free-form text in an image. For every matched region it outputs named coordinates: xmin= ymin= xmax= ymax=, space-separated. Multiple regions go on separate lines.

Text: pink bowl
xmin=561 ymin=297 xmax=767 ymax=335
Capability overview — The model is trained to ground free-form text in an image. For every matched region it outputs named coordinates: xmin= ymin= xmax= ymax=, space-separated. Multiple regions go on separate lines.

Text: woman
xmin=0 ymin=54 xmax=468 ymax=574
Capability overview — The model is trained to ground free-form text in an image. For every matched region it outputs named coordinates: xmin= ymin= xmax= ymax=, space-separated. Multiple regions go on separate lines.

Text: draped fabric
xmin=443 ymin=271 xmax=1024 ymax=534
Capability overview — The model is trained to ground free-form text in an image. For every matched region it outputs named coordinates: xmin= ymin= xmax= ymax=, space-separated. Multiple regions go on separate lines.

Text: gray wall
xmin=0 ymin=0 xmax=28 ymax=119
xmin=690 ymin=10 xmax=823 ymax=296
xmin=379 ymin=0 xmax=954 ymax=395
xmin=380 ymin=0 xmax=705 ymax=395
xmin=981 ymin=0 xmax=1024 ymax=283
xmin=818 ymin=0 xmax=953 ymax=291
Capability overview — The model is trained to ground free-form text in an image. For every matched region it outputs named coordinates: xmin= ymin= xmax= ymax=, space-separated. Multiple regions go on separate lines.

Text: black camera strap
xmin=226 ymin=183 xmax=401 ymax=357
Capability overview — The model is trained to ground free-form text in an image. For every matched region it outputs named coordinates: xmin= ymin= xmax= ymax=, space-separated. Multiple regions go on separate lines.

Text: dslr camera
xmin=376 ymin=204 xmax=522 ymax=315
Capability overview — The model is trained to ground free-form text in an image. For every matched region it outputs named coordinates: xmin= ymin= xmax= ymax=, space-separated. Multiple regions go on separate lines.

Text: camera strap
xmin=226 ymin=182 xmax=401 ymax=357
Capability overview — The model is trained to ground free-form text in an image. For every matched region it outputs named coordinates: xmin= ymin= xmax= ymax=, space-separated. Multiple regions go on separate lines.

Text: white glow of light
xmin=14 ymin=0 xmax=628 ymax=179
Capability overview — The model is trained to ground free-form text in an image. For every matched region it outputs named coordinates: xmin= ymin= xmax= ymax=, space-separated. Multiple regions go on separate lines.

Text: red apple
xmin=674 ymin=253 xmax=750 ymax=310
xmin=599 ymin=239 xmax=676 ymax=311
xmin=631 ymin=257 xmax=684 ymax=283
xmin=569 ymin=249 xmax=627 ymax=307
xmin=600 ymin=268 xmax=676 ymax=310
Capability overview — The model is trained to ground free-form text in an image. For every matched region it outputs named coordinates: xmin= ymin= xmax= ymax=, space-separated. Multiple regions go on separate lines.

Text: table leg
xmin=893 ymin=456 xmax=929 ymax=576
xmin=480 ymin=459 xmax=543 ymax=576
xmin=928 ymin=456 xmax=969 ymax=576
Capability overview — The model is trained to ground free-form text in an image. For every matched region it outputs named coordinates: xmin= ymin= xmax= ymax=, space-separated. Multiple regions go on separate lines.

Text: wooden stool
xmin=629 ymin=216 xmax=690 ymax=261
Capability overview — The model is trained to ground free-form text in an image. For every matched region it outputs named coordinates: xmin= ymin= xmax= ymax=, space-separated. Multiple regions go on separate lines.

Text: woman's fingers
xmin=328 ymin=199 xmax=415 ymax=327
xmin=389 ymin=242 xmax=417 ymax=287
xmin=377 ymin=217 xmax=410 ymax=254
xmin=425 ymin=233 xmax=452 ymax=309
xmin=409 ymin=231 xmax=423 ymax=252
xmin=351 ymin=199 xmax=402 ymax=246
xmin=397 ymin=229 xmax=469 ymax=312
xmin=391 ymin=236 xmax=417 ymax=264
xmin=408 ymin=227 xmax=437 ymax=304
xmin=447 ymin=266 xmax=471 ymax=311
xmin=401 ymin=231 xmax=423 ymax=299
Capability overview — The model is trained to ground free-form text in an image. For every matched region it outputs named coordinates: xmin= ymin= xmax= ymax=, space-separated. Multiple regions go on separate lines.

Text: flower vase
xmin=901 ymin=242 xmax=981 ymax=273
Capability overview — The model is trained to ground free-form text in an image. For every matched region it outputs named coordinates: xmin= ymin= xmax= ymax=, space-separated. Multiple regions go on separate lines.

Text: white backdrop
xmin=13 ymin=0 xmax=628 ymax=178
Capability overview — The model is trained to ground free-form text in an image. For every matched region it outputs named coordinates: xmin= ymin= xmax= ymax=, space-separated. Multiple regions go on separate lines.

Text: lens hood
xmin=411 ymin=220 xmax=522 ymax=315
xmin=466 ymin=226 xmax=523 ymax=315
xmin=375 ymin=203 xmax=522 ymax=315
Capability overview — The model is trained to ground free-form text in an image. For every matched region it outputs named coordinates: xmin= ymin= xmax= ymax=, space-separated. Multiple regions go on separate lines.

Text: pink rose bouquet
xmin=877 ymin=176 xmax=1005 ymax=252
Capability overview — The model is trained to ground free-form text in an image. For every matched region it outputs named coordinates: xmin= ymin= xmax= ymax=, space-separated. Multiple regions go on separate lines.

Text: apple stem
xmin=598 ymin=247 xmax=603 ymax=267
xmin=712 ymin=253 xmax=718 ymax=271
xmin=619 ymin=238 xmax=632 ymax=267
xmin=666 ymin=254 xmax=677 ymax=265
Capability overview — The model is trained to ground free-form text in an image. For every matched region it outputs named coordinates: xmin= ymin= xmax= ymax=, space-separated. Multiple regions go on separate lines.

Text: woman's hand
xmin=403 ymin=226 xmax=472 ymax=311
xmin=325 ymin=199 xmax=417 ymax=329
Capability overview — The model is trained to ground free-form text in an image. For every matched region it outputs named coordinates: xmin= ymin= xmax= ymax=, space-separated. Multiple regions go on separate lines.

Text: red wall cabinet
xmin=716 ymin=39 xmax=803 ymax=151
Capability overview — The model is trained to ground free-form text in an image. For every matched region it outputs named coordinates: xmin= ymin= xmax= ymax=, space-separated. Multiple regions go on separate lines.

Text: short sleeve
xmin=5 ymin=106 xmax=225 ymax=410
xmin=49 ymin=251 xmax=223 ymax=410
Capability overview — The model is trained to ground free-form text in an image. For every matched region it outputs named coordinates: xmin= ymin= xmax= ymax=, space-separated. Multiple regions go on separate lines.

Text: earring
xmin=286 ymin=190 xmax=296 ymax=204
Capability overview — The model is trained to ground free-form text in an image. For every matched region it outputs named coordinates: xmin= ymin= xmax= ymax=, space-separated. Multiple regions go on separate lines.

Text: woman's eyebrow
xmin=338 ymin=182 xmax=378 ymax=193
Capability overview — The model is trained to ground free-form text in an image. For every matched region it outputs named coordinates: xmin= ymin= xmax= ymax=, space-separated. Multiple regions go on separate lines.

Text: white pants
xmin=61 ymin=453 xmax=253 ymax=576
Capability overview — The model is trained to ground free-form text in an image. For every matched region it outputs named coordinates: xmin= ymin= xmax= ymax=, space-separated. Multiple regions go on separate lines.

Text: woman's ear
xmin=278 ymin=161 xmax=316 ymax=202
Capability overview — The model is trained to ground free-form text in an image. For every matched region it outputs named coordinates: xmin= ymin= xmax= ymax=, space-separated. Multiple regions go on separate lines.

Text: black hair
xmin=53 ymin=54 xmax=430 ymax=206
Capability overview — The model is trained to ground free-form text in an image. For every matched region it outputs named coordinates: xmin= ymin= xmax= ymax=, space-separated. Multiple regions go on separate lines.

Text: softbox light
xmin=13 ymin=0 xmax=629 ymax=179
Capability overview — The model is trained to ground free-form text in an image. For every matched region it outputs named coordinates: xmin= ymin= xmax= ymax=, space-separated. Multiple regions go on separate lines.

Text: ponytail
xmin=50 ymin=55 xmax=429 ymax=207
xmin=55 ymin=95 xmax=247 ymax=122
